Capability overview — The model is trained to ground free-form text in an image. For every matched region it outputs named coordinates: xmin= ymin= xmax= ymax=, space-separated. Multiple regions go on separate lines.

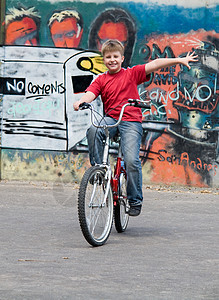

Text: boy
xmin=73 ymin=39 xmax=198 ymax=216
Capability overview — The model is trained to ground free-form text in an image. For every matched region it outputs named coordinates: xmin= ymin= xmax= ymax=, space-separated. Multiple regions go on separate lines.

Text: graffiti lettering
xmin=140 ymin=44 xmax=174 ymax=61
xmin=7 ymin=99 xmax=60 ymax=117
xmin=158 ymin=149 xmax=217 ymax=176
xmin=28 ymin=81 xmax=66 ymax=95
xmin=142 ymin=80 xmax=217 ymax=117
xmin=151 ymin=44 xmax=175 ymax=60
xmin=7 ymin=79 xmax=24 ymax=93
xmin=0 ymin=77 xmax=26 ymax=95
xmin=154 ymin=73 xmax=178 ymax=85
xmin=184 ymin=84 xmax=213 ymax=102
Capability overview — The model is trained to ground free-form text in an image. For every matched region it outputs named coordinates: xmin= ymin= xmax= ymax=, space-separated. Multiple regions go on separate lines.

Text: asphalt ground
xmin=0 ymin=181 xmax=218 ymax=300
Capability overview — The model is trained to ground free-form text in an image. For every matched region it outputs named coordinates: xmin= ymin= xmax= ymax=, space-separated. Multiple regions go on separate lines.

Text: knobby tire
xmin=114 ymin=171 xmax=129 ymax=233
xmin=78 ymin=166 xmax=113 ymax=247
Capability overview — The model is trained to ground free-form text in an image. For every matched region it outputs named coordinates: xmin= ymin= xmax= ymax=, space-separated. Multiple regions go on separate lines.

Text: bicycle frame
xmin=97 ymin=129 xmax=125 ymax=209
xmin=111 ymin=141 xmax=126 ymax=206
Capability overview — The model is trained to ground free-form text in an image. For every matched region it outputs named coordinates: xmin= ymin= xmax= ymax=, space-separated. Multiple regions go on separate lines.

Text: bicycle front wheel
xmin=114 ymin=171 xmax=129 ymax=233
xmin=78 ymin=166 xmax=113 ymax=247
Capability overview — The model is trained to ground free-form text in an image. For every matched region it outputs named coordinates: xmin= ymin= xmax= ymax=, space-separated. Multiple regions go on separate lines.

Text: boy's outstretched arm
xmin=145 ymin=51 xmax=199 ymax=74
xmin=73 ymin=91 xmax=96 ymax=111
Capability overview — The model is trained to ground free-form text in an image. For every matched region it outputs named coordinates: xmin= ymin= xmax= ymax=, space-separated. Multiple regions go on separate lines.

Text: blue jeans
xmin=86 ymin=117 xmax=143 ymax=206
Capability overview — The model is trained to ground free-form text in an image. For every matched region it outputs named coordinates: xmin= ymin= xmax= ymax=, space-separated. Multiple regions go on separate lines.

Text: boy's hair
xmin=101 ymin=39 xmax=124 ymax=56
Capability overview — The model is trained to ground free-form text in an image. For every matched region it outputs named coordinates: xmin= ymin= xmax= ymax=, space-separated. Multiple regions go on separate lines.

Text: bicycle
xmin=77 ymin=99 xmax=150 ymax=247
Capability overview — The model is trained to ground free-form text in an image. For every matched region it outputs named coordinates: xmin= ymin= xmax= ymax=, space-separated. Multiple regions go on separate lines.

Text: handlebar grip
xmin=128 ymin=99 xmax=150 ymax=109
xmin=79 ymin=102 xmax=91 ymax=110
xmin=135 ymin=103 xmax=150 ymax=109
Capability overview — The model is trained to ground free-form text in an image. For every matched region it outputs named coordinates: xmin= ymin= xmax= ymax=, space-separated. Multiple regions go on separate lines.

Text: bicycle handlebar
xmin=78 ymin=99 xmax=150 ymax=129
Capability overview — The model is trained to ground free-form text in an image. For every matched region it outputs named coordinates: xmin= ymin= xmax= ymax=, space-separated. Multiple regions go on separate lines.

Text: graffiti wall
xmin=0 ymin=0 xmax=218 ymax=187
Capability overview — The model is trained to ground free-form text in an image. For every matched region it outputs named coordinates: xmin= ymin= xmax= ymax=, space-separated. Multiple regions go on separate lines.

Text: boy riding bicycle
xmin=73 ymin=39 xmax=198 ymax=217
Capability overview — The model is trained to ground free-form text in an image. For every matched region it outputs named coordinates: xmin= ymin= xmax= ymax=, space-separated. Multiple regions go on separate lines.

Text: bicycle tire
xmin=114 ymin=171 xmax=129 ymax=233
xmin=78 ymin=165 xmax=113 ymax=247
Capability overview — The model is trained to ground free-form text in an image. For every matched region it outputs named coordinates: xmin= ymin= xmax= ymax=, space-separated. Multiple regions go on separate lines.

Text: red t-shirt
xmin=86 ymin=65 xmax=150 ymax=122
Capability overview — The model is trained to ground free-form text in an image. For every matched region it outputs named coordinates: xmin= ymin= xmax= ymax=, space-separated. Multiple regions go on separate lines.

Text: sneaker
xmin=128 ymin=205 xmax=142 ymax=217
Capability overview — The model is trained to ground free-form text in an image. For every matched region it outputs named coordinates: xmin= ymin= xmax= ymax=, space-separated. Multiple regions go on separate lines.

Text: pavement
xmin=0 ymin=180 xmax=218 ymax=300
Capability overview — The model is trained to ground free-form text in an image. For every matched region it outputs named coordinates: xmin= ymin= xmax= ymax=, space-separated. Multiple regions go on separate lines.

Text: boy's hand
xmin=73 ymin=91 xmax=96 ymax=111
xmin=73 ymin=101 xmax=81 ymax=111
xmin=181 ymin=51 xmax=199 ymax=70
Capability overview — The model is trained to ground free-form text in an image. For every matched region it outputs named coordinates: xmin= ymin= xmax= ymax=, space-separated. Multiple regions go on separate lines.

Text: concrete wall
xmin=0 ymin=0 xmax=218 ymax=187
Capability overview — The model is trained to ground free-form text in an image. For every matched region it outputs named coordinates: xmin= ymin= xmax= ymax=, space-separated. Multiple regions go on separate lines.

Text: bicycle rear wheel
xmin=78 ymin=166 xmax=113 ymax=247
xmin=114 ymin=172 xmax=129 ymax=233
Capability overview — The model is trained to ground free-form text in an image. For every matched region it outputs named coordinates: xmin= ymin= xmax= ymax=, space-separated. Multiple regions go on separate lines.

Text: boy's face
xmin=103 ymin=50 xmax=124 ymax=74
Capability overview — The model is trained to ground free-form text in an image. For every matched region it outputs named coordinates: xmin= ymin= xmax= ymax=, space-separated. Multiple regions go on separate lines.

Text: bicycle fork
xmin=89 ymin=166 xmax=112 ymax=209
